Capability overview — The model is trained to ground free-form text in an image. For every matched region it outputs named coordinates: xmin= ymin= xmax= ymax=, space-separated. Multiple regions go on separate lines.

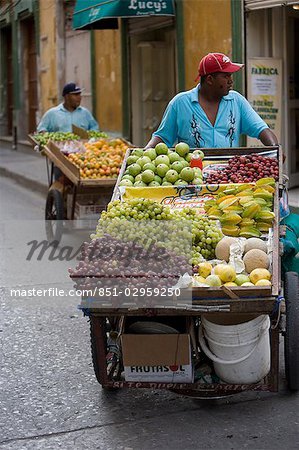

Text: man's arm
xmin=144 ymin=135 xmax=163 ymax=149
xmin=258 ymin=128 xmax=278 ymax=146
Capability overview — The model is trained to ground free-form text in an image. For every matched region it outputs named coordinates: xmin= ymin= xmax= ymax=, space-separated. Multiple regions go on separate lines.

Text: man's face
xmin=209 ymin=72 xmax=234 ymax=96
xmin=65 ymin=92 xmax=82 ymax=109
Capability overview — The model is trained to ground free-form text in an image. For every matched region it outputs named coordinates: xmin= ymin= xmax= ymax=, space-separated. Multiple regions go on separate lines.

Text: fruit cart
xmin=28 ymin=133 xmax=130 ymax=242
xmin=74 ymin=145 xmax=299 ymax=397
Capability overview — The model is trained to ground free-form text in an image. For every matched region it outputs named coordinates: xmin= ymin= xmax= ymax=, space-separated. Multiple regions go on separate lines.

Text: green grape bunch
xmin=91 ymin=199 xmax=223 ymax=264
xmin=32 ymin=132 xmax=80 ymax=147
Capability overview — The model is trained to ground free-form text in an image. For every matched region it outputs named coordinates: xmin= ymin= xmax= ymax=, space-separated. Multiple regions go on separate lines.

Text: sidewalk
xmin=0 ymin=141 xmax=48 ymax=195
xmin=0 ymin=140 xmax=298 ymax=213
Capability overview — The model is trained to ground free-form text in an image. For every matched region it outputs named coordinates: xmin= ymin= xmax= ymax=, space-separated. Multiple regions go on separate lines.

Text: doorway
xmin=0 ymin=26 xmax=13 ymax=136
xmin=129 ymin=19 xmax=176 ymax=146
xmin=20 ymin=16 xmax=38 ymax=136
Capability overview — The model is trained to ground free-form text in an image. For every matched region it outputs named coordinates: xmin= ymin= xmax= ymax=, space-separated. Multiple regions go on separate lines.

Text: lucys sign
xmin=73 ymin=0 xmax=175 ymax=30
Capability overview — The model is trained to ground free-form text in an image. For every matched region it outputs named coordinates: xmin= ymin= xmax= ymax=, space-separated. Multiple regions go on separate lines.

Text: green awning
xmin=73 ymin=0 xmax=175 ymax=30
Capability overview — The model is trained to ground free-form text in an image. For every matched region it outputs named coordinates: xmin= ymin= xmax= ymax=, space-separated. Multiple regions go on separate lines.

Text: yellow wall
xmin=182 ymin=0 xmax=232 ymax=89
xmin=94 ymin=27 xmax=122 ymax=133
xmin=39 ymin=0 xmax=57 ymax=113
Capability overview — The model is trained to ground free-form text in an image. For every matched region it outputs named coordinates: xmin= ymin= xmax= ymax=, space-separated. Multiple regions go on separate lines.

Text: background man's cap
xmin=197 ymin=53 xmax=244 ymax=79
xmin=62 ymin=83 xmax=84 ymax=96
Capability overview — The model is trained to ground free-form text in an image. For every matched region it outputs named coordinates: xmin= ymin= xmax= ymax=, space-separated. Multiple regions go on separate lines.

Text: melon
xmin=244 ymin=237 xmax=267 ymax=254
xmin=215 ymin=236 xmax=237 ymax=262
xmin=243 ymin=249 xmax=270 ymax=273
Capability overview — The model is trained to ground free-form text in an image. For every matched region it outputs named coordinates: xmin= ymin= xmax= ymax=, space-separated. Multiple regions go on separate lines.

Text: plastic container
xmin=190 ymin=153 xmax=203 ymax=170
xmin=198 ymin=314 xmax=271 ymax=384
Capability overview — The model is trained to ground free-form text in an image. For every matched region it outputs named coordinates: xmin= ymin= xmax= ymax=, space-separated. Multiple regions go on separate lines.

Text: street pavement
xmin=0 ymin=142 xmax=299 ymax=449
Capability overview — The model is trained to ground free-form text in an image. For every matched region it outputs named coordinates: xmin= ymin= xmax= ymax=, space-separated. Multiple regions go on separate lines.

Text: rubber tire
xmin=90 ymin=318 xmax=107 ymax=385
xmin=284 ymin=271 xmax=299 ymax=391
xmin=45 ymin=189 xmax=64 ymax=243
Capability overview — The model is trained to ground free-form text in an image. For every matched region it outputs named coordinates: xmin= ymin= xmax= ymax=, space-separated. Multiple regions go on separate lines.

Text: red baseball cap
xmin=196 ymin=53 xmax=244 ymax=80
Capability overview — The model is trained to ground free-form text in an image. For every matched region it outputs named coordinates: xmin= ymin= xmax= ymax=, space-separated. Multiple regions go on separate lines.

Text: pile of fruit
xmin=204 ymin=178 xmax=275 ymax=237
xmin=33 ymin=132 xmax=80 ymax=146
xmin=67 ymin=139 xmax=129 ymax=179
xmin=193 ymin=236 xmax=272 ymax=288
xmin=69 ymin=234 xmax=190 ymax=296
xmin=91 ymin=198 xmax=223 ymax=262
xmin=32 ymin=131 xmax=108 ymax=147
xmin=205 ymin=154 xmax=279 ymax=184
xmin=120 ymin=142 xmax=204 ymax=187
xmin=69 ymin=146 xmax=279 ymax=292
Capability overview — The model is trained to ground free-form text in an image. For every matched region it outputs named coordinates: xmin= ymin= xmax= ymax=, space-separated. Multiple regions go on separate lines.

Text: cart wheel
xmin=45 ymin=189 xmax=64 ymax=243
xmin=284 ymin=271 xmax=299 ymax=392
xmin=90 ymin=318 xmax=122 ymax=389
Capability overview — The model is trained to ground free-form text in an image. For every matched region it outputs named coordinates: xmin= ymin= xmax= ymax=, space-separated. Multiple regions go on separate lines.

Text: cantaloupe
xmin=243 ymin=249 xmax=269 ymax=273
xmin=215 ymin=236 xmax=237 ymax=262
xmin=244 ymin=237 xmax=267 ymax=254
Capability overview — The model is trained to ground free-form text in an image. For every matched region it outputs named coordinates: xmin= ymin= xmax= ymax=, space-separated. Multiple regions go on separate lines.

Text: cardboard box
xmin=121 ymin=334 xmax=193 ymax=383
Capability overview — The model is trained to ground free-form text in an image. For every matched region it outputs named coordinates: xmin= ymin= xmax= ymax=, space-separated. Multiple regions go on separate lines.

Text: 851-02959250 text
xmin=95 ymin=287 xmax=181 ymax=297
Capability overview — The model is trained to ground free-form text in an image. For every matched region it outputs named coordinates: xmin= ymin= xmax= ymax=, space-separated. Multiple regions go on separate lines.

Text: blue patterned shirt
xmin=152 ymin=85 xmax=268 ymax=148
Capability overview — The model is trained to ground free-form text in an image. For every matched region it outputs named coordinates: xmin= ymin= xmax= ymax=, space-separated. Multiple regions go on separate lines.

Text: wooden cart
xmin=28 ymin=135 xmax=117 ymax=242
xmin=79 ymin=146 xmax=299 ymax=397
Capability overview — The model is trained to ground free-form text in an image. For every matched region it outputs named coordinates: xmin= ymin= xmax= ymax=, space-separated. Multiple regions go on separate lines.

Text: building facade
xmin=0 ymin=0 xmax=298 ymax=186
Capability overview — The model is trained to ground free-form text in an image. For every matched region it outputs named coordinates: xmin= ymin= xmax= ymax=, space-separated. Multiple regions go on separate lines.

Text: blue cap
xmin=62 ymin=83 xmax=83 ymax=96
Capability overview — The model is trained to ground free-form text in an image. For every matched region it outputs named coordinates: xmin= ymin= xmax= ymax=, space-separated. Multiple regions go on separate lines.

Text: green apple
xmin=174 ymin=179 xmax=188 ymax=186
xmin=137 ymin=156 xmax=152 ymax=168
xmin=165 ymin=170 xmax=179 ymax=184
xmin=141 ymin=169 xmax=155 ymax=184
xmin=119 ymin=179 xmax=133 ymax=186
xmin=193 ymin=167 xmax=202 ymax=177
xmin=185 ymin=153 xmax=192 ymax=162
xmin=154 ymin=175 xmax=162 ymax=184
xmin=180 ymin=159 xmax=189 ymax=168
xmin=180 ymin=167 xmax=195 ymax=182
xmin=143 ymin=148 xmax=157 ymax=160
xmin=175 ymin=142 xmax=190 ymax=157
xmin=135 ymin=174 xmax=142 ymax=181
xmin=193 ymin=149 xmax=205 ymax=159
xmin=134 ymin=180 xmax=147 ymax=187
xmin=156 ymin=164 xmax=169 ymax=177
xmin=143 ymin=162 xmax=156 ymax=172
xmin=155 ymin=155 xmax=170 ymax=166
xmin=168 ymin=151 xmax=181 ymax=164
xmin=162 ymin=181 xmax=173 ymax=186
xmin=192 ymin=177 xmax=203 ymax=185
xmin=171 ymin=161 xmax=184 ymax=173
xmin=128 ymin=163 xmax=142 ymax=176
xmin=148 ymin=181 xmax=161 ymax=186
xmin=131 ymin=148 xmax=144 ymax=157
xmin=155 ymin=142 xmax=169 ymax=155
xmin=121 ymin=174 xmax=135 ymax=183
xmin=126 ymin=155 xmax=139 ymax=166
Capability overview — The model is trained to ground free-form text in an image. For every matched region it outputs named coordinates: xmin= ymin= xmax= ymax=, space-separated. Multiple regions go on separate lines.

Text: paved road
xmin=0 ymin=176 xmax=298 ymax=450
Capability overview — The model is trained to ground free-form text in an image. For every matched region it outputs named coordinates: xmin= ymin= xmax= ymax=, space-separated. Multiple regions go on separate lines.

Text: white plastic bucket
xmin=198 ymin=314 xmax=271 ymax=384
